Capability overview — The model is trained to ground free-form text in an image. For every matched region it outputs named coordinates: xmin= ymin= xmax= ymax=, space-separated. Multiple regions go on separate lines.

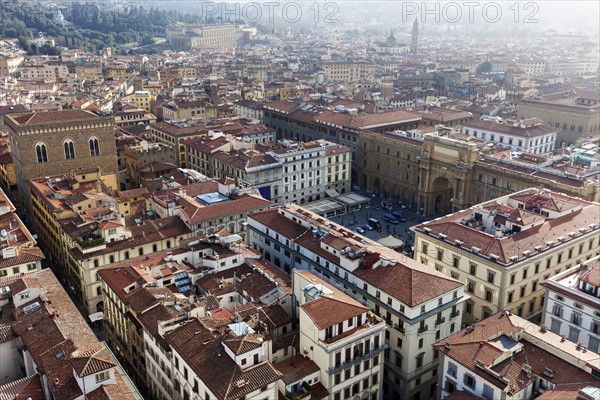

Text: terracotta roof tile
xmin=165 ymin=320 xmax=282 ymax=400
xmin=302 ymin=297 xmax=367 ymax=330
xmin=0 ymin=374 xmax=44 ymax=400
xmin=70 ymin=348 xmax=116 ymax=377
xmin=274 ymin=355 xmax=320 ymax=385
xmin=7 ymin=109 xmax=108 ymax=126
xmin=223 ymin=334 xmax=265 ymax=355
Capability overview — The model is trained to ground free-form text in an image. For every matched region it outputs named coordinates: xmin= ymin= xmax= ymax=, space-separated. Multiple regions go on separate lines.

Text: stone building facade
xmin=5 ymin=109 xmax=118 ymax=210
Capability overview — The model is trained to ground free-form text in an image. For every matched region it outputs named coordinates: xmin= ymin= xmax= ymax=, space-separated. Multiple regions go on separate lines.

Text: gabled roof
xmin=70 ymin=348 xmax=116 ymax=377
xmin=165 ymin=319 xmax=282 ymax=400
xmin=0 ymin=374 xmax=44 ymax=400
xmin=301 ymin=296 xmax=367 ymax=330
xmin=223 ymin=334 xmax=264 ymax=355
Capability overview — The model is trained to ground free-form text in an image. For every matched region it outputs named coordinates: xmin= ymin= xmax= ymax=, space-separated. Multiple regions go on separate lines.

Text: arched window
xmin=64 ymin=140 xmax=75 ymax=160
xmin=89 ymin=137 xmax=100 ymax=156
xmin=36 ymin=142 xmax=48 ymax=163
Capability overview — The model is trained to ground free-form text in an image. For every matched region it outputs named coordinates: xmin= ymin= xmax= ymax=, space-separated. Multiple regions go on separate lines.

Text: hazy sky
xmin=137 ymin=0 xmax=600 ymax=38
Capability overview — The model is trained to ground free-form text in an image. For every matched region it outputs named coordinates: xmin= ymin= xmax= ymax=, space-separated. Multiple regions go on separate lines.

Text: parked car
xmin=354 ymin=227 xmax=365 ymax=234
xmin=391 ymin=211 xmax=403 ymax=219
xmin=363 ymin=224 xmax=373 ymax=231
xmin=398 ymin=216 xmax=408 ymax=222
xmin=383 ymin=213 xmax=399 ymax=224
xmin=372 ymin=205 xmax=383 ymax=211
xmin=368 ymin=218 xmax=382 ymax=230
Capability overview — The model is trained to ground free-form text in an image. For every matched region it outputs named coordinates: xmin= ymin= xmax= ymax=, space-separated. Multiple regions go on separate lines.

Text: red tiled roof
xmin=301 ymin=297 xmax=367 ymax=330
xmin=249 ymin=209 xmax=308 ymax=239
xmin=7 ymin=109 xmax=107 ymax=126
xmin=70 ymin=348 xmax=116 ymax=377
xmin=165 ymin=320 xmax=282 ymax=400
xmin=435 ymin=312 xmax=600 ymax=394
xmin=354 ymin=260 xmax=464 ymax=307
xmin=0 ymin=374 xmax=44 ymax=400
xmin=414 ymin=190 xmax=599 ymax=264
xmin=274 ymin=355 xmax=320 ymax=385
xmin=223 ymin=334 xmax=264 ymax=355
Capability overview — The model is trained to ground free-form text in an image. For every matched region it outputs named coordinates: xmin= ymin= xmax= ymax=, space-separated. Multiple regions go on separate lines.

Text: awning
xmin=325 ymin=189 xmax=340 ymax=198
xmin=89 ymin=312 xmax=104 ymax=322
xmin=377 ymin=235 xmax=404 ymax=249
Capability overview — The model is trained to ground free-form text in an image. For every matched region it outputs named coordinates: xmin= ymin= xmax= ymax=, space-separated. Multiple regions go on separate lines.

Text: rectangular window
xmin=591 ymin=321 xmax=600 ymax=335
xmin=466 ymin=302 xmax=473 ymax=314
xmin=589 ymin=336 xmax=600 ymax=353
xmin=467 ymin=281 xmax=475 ymax=293
xmin=485 ymin=288 xmax=493 ymax=302
xmin=463 ymin=374 xmax=475 ymax=389
xmin=95 ymin=371 xmax=110 ymax=383
xmin=482 ymin=384 xmax=494 ymax=400
xmin=572 ymin=312 xmax=582 ymax=326
xmin=416 ymin=354 xmax=423 ymax=368
xmin=447 ymin=362 xmax=457 ymax=378
xmin=568 ymin=326 xmax=580 ymax=342
xmin=550 ymin=318 xmax=561 ymax=334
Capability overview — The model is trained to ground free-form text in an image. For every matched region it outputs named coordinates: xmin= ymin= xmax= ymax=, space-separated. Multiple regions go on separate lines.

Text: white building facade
xmin=541 ymin=257 xmax=600 ymax=353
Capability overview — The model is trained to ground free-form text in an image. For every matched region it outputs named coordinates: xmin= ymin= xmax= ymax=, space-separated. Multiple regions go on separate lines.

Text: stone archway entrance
xmin=382 ymin=181 xmax=390 ymax=197
xmin=403 ymin=188 xmax=411 ymax=205
xmin=393 ymin=184 xmax=401 ymax=200
xmin=373 ymin=177 xmax=381 ymax=195
xmin=431 ymin=177 xmax=454 ymax=215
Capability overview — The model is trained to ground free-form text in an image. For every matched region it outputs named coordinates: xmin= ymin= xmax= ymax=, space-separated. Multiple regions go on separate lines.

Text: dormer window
xmin=95 ymin=371 xmax=110 ymax=383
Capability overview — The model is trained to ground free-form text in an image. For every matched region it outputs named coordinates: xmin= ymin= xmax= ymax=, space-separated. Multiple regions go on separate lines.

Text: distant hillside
xmin=0 ymin=0 xmax=201 ymax=54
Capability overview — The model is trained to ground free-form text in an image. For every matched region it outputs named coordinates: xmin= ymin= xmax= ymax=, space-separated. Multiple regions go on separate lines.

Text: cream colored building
xmin=413 ymin=188 xmax=600 ymax=325
xmin=162 ymin=99 xmax=217 ymax=122
xmin=518 ymin=94 xmax=600 ymax=147
xmin=322 ymin=141 xmax=352 ymax=196
xmin=293 ymin=269 xmax=386 ymax=400
xmin=20 ymin=61 xmax=69 ymax=80
xmin=320 ymin=62 xmax=376 ymax=83
xmin=60 ymin=213 xmax=190 ymax=315
xmin=127 ymin=90 xmax=156 ymax=112
xmin=0 ymin=54 xmax=24 ymax=78
xmin=248 ymin=204 xmax=466 ymax=400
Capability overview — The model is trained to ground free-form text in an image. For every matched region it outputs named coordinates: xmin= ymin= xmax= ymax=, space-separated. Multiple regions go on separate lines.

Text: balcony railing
xmin=435 ymin=317 xmax=446 ymax=326
xmin=394 ymin=324 xmax=405 ymax=333
xmin=418 ymin=325 xmax=428 ymax=334
xmin=450 ymin=310 xmax=460 ymax=318
xmin=327 ymin=343 xmax=389 ymax=374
